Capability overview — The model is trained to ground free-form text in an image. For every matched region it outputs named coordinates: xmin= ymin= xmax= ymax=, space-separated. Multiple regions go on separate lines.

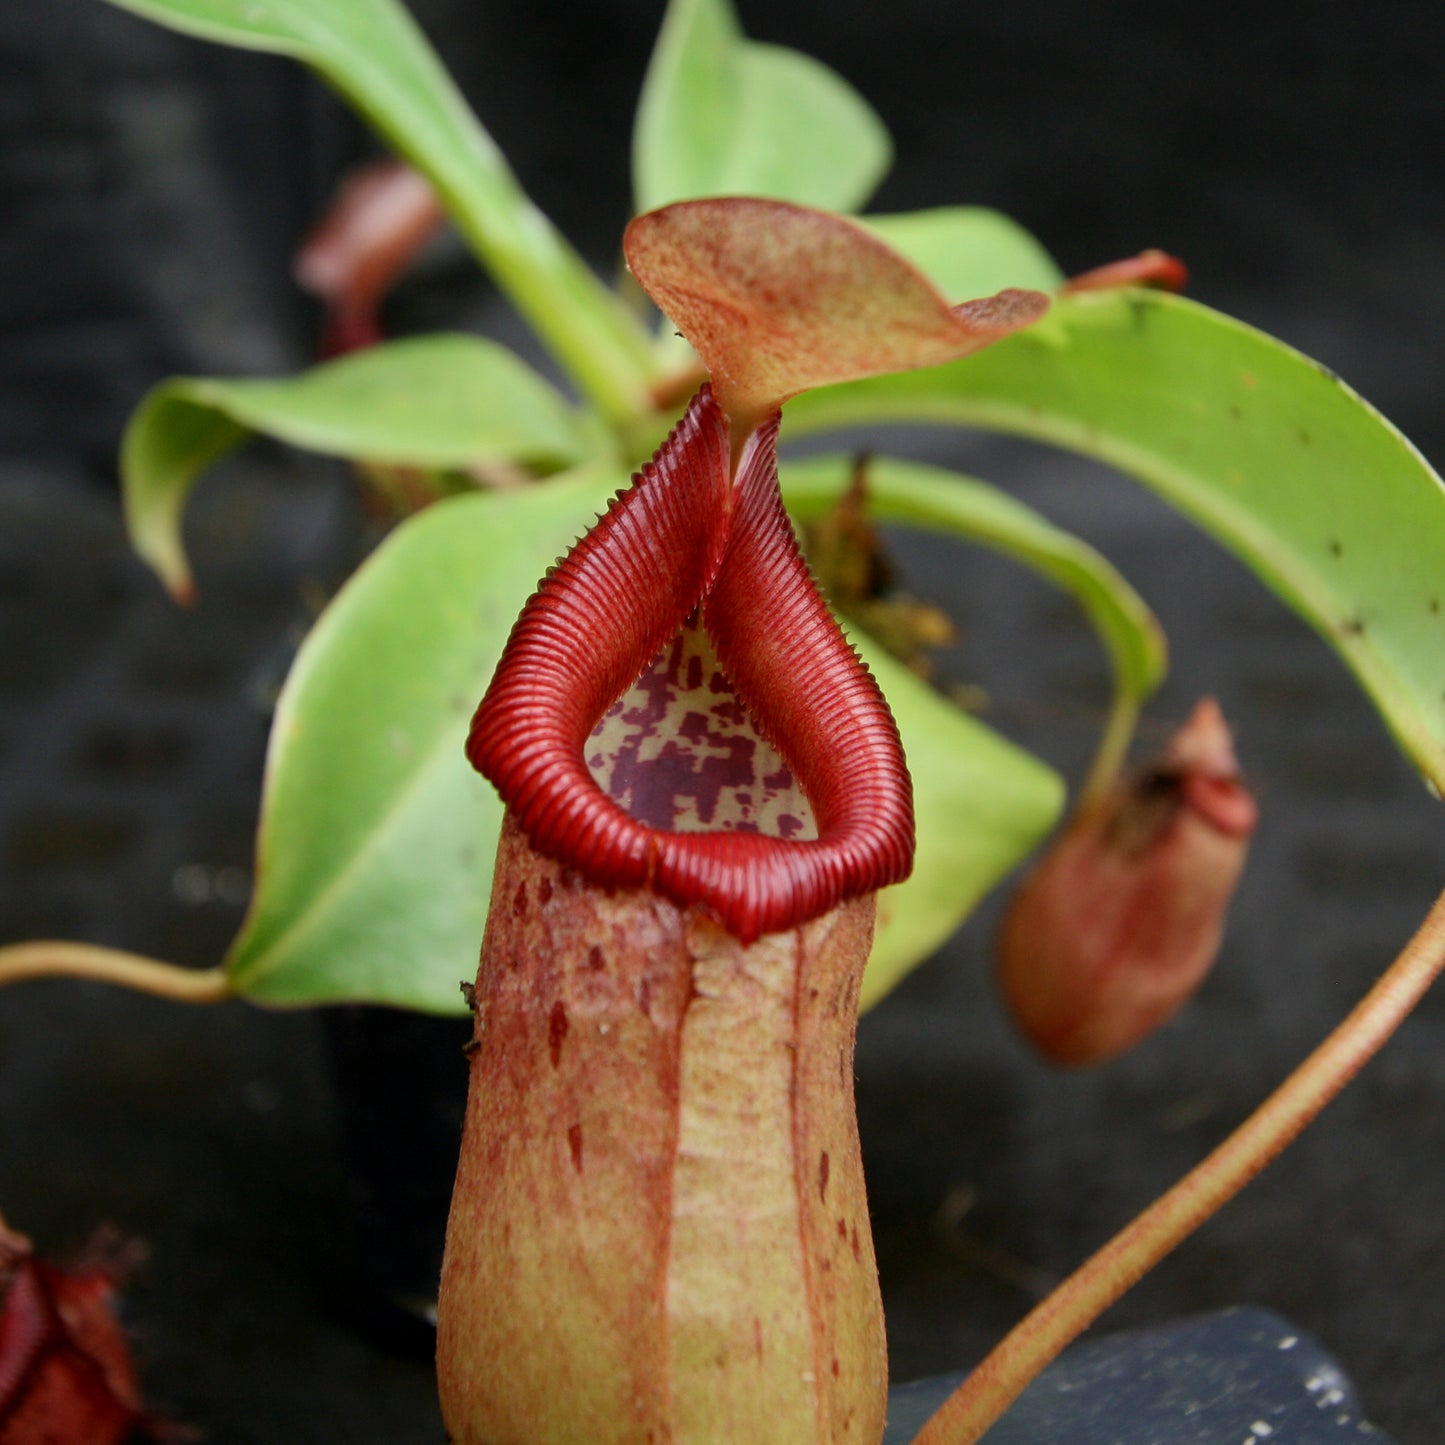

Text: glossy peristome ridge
xmin=467 ymin=386 xmax=913 ymax=941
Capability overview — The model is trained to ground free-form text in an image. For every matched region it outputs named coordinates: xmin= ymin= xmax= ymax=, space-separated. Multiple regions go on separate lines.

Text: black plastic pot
xmin=321 ymin=1004 xmax=473 ymax=1354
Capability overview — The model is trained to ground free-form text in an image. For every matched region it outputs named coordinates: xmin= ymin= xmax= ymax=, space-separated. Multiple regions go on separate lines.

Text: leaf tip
xmin=167 ymin=572 xmax=199 ymax=609
xmin=1062 ymin=250 xmax=1189 ymax=295
xmin=952 ymin=286 xmax=1052 ymax=332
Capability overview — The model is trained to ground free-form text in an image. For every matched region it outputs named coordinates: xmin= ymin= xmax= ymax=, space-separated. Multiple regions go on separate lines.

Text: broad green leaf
xmin=122 ymin=335 xmax=595 ymax=601
xmin=102 ymin=0 xmax=654 ymax=420
xmin=786 ymin=288 xmax=1445 ymax=794
xmin=633 ymin=0 xmax=891 ymax=215
xmin=859 ymin=643 xmax=1063 ymax=1010
xmin=861 ymin=208 xmax=1064 ymax=302
xmin=224 ymin=467 xmax=624 ymax=1011
xmin=780 ymin=455 xmax=1166 ymax=706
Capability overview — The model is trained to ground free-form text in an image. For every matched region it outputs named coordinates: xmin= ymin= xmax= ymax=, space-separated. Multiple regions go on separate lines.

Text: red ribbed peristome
xmin=466 ymin=386 xmax=913 ymax=941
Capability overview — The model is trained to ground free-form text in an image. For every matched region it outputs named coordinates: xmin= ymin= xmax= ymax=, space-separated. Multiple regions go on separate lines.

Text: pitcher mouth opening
xmin=586 ymin=614 xmax=818 ymax=844
xmin=466 ymin=386 xmax=913 ymax=943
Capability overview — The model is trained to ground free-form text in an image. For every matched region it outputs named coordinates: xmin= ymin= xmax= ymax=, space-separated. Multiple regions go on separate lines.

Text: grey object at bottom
xmin=884 ymin=1308 xmax=1390 ymax=1444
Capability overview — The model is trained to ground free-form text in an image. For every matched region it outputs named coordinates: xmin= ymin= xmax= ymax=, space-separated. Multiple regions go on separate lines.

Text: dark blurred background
xmin=1 ymin=1 xmax=1443 ymax=1441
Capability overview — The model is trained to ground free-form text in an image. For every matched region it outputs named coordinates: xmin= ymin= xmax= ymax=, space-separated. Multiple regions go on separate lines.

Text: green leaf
xmin=780 ymin=454 xmax=1166 ymax=706
xmin=633 ymin=0 xmax=891 ymax=215
xmin=859 ymin=643 xmax=1064 ymax=1010
xmin=101 ymin=0 xmax=654 ymax=420
xmin=786 ymin=288 xmax=1445 ymax=793
xmin=224 ymin=467 xmax=623 ymax=1011
xmin=122 ymin=335 xmax=595 ymax=601
xmin=860 ymin=208 xmax=1064 ymax=301
xmin=120 ymin=398 xmax=248 ymax=605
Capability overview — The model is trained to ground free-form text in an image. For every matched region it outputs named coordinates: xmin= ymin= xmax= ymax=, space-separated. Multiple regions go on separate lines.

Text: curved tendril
xmin=467 ymin=386 xmax=913 ymax=941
